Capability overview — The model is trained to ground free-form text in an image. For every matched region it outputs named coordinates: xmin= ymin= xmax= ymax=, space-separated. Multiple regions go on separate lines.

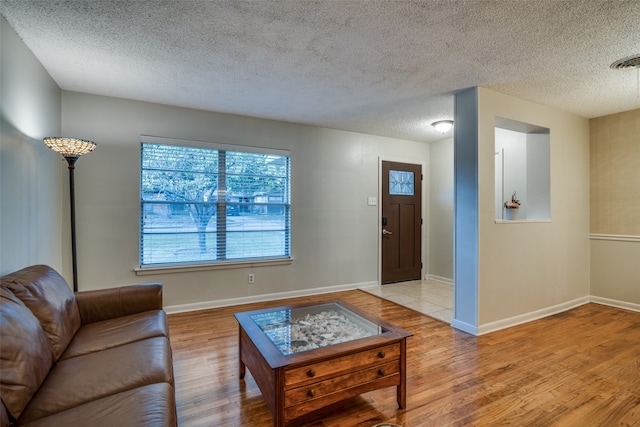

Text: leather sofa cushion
xmin=75 ymin=283 xmax=163 ymax=324
xmin=1 ymin=265 xmax=80 ymax=359
xmin=18 ymin=383 xmax=176 ymax=427
xmin=1 ymin=401 xmax=9 ymax=427
xmin=59 ymin=310 xmax=168 ymax=360
xmin=19 ymin=337 xmax=173 ymax=424
xmin=0 ymin=288 xmax=55 ymax=421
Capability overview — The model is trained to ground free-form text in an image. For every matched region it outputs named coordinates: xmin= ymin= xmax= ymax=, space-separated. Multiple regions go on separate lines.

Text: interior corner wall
xmin=0 ymin=17 xmax=64 ymax=276
xmin=60 ymin=91 xmax=430 ymax=307
xmin=428 ymin=137 xmax=453 ymax=281
xmin=589 ymin=109 xmax=640 ymax=305
xmin=477 ymin=87 xmax=590 ymax=327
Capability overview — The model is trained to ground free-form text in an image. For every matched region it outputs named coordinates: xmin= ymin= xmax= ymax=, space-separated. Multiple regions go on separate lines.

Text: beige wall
xmin=590 ymin=109 xmax=640 ymax=305
xmin=0 ymin=17 xmax=64 ymax=276
xmin=60 ymin=91 xmax=430 ymax=307
xmin=590 ymin=109 xmax=640 ymax=236
xmin=1 ymin=16 xmax=434 ymax=309
xmin=428 ymin=137 xmax=453 ymax=280
xmin=590 ymin=240 xmax=640 ymax=304
xmin=476 ymin=88 xmax=591 ymax=326
xmin=3 ymin=14 xmax=635 ymax=322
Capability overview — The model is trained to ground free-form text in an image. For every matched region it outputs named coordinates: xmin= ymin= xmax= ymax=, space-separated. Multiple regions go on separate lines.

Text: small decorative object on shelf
xmin=504 ymin=191 xmax=520 ymax=220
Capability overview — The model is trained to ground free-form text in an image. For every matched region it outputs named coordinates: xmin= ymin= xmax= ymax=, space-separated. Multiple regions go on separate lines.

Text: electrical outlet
xmin=248 ymin=273 xmax=255 ymax=284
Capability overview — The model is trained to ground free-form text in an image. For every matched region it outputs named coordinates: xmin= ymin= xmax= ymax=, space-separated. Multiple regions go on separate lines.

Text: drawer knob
xmin=378 ymin=351 xmax=386 ymax=358
xmin=307 ymin=369 xmax=316 ymax=378
xmin=378 ymin=368 xmax=385 ymax=376
xmin=307 ymin=389 xmax=315 ymax=398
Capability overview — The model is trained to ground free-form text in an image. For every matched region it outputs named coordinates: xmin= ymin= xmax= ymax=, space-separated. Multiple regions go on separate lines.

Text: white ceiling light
xmin=432 ymin=120 xmax=454 ymax=133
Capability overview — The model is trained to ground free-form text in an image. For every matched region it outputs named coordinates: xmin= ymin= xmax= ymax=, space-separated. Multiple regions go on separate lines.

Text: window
xmin=389 ymin=170 xmax=415 ymax=195
xmin=140 ymin=137 xmax=291 ymax=267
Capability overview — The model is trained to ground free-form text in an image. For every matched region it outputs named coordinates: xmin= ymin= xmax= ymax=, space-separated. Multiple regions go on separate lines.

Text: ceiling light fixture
xmin=432 ymin=120 xmax=454 ymax=133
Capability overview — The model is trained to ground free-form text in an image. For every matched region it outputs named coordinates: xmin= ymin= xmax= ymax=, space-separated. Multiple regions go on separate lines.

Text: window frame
xmin=137 ymin=135 xmax=292 ymax=273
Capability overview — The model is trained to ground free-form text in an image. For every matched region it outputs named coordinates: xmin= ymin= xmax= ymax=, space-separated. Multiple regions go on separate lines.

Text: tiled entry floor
xmin=363 ymin=279 xmax=453 ymax=324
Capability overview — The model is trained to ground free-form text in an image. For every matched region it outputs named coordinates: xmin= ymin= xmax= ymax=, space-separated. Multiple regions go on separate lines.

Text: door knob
xmin=382 ymin=229 xmax=392 ymax=235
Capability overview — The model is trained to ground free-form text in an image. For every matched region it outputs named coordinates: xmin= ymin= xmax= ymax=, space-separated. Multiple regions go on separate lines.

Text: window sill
xmin=134 ymin=258 xmax=294 ymax=276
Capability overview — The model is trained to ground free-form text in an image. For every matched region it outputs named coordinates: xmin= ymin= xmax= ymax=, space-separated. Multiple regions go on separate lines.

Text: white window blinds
xmin=140 ymin=137 xmax=291 ymax=267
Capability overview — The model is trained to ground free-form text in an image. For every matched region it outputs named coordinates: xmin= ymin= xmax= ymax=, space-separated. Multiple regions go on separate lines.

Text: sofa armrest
xmin=75 ymin=283 xmax=163 ymax=324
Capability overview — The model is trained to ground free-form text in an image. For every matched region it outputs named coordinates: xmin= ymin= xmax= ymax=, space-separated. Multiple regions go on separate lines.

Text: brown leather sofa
xmin=0 ymin=265 xmax=177 ymax=426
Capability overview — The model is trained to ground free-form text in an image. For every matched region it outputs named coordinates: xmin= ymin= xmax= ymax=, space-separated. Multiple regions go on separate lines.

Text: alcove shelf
xmin=495 ymin=117 xmax=550 ymax=222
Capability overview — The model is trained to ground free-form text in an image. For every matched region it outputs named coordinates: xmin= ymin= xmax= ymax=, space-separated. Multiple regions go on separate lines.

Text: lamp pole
xmin=43 ymin=137 xmax=96 ymax=293
xmin=64 ymin=156 xmax=80 ymax=292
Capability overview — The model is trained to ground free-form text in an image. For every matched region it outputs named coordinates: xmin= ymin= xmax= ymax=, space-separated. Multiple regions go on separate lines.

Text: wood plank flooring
xmin=167 ymin=290 xmax=640 ymax=426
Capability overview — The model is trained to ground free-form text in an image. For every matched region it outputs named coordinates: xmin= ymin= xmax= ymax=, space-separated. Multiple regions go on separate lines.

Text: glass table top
xmin=249 ymin=302 xmax=388 ymax=355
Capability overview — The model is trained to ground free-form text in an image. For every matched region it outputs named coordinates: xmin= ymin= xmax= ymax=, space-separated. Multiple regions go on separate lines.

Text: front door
xmin=381 ymin=161 xmax=422 ymax=284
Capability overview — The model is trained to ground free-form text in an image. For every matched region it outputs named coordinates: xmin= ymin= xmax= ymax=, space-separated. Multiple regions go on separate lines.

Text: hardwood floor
xmin=168 ymin=290 xmax=640 ymax=426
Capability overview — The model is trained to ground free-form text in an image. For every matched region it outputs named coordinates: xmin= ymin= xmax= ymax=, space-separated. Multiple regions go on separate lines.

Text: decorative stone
xmin=255 ymin=308 xmax=374 ymax=355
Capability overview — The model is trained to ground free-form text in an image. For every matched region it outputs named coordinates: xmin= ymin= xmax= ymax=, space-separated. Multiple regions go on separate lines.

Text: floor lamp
xmin=43 ymin=137 xmax=97 ymax=292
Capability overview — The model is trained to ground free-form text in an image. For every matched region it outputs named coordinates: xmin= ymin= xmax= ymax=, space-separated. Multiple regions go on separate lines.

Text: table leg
xmin=397 ymin=338 xmax=407 ymax=408
xmin=239 ymin=327 xmax=246 ymax=379
xmin=240 ymin=359 xmax=246 ymax=379
xmin=397 ymin=385 xmax=405 ymax=409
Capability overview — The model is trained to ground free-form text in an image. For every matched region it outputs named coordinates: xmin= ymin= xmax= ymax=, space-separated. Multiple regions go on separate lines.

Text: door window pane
xmin=389 ymin=170 xmax=414 ymax=195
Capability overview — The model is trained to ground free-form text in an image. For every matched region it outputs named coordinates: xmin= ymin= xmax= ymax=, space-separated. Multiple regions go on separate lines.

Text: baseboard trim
xmin=166 ymin=285 xmax=638 ymax=335
xmin=164 ymin=281 xmax=378 ymax=314
xmin=474 ymin=296 xmax=591 ymax=336
xmin=425 ymin=274 xmax=453 ymax=285
xmin=590 ymin=296 xmax=640 ymax=312
xmin=450 ymin=319 xmax=478 ymax=336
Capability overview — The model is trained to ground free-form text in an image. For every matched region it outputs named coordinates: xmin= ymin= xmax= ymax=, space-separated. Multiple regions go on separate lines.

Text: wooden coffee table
xmin=234 ymin=300 xmax=412 ymax=426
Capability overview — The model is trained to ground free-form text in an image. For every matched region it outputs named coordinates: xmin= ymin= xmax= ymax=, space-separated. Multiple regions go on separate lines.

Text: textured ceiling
xmin=2 ymin=0 xmax=639 ymax=142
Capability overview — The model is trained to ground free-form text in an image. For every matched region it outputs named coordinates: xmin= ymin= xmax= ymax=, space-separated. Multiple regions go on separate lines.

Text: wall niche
xmin=494 ymin=117 xmax=550 ymax=222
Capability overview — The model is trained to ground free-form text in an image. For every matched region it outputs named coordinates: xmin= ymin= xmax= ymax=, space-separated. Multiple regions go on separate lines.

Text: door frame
xmin=377 ymin=156 xmax=427 ymax=285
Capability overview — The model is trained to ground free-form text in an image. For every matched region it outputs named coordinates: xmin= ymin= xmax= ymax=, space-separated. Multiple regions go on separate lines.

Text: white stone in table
xmin=262 ymin=309 xmax=373 ymax=354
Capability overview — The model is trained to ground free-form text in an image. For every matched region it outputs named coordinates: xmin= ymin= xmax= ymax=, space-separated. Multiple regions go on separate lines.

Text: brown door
xmin=381 ymin=161 xmax=422 ymax=284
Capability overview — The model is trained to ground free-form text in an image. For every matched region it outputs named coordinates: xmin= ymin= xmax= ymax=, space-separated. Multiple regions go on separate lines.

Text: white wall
xmin=495 ymin=128 xmax=527 ymax=218
xmin=0 ymin=17 xmax=64 ymax=276
xmin=60 ymin=91 xmax=430 ymax=307
xmin=428 ymin=137 xmax=453 ymax=280
xmin=526 ymin=133 xmax=551 ymax=220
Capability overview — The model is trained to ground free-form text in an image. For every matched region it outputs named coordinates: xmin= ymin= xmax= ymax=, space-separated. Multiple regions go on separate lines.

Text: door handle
xmin=382 ymin=229 xmax=392 ymax=235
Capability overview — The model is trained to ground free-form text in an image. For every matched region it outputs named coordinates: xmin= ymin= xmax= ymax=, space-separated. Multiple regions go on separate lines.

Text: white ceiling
xmin=2 ymin=0 xmax=639 ymax=143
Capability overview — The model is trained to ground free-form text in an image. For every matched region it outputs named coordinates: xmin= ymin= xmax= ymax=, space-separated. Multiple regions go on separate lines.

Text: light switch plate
xmin=367 ymin=196 xmax=377 ymax=206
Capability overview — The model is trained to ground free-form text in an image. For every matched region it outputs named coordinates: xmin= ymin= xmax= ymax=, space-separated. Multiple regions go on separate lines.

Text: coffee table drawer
xmin=284 ymin=343 xmax=400 ymax=387
xmin=284 ymin=360 xmax=399 ymax=406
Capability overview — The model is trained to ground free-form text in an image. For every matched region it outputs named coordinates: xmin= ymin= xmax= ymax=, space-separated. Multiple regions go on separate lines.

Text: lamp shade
xmin=43 ymin=137 xmax=96 ymax=157
xmin=432 ymin=120 xmax=454 ymax=133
